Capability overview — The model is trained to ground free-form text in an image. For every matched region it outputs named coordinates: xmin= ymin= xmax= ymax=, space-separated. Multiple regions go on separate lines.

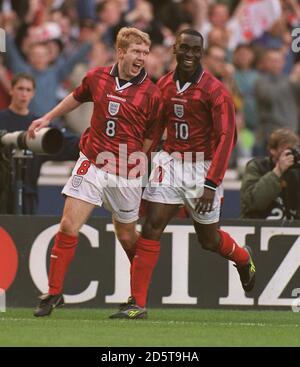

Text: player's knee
xmin=60 ymin=217 xmax=78 ymax=237
xmin=116 ymin=231 xmax=135 ymax=250
xmin=142 ymin=219 xmax=164 ymax=240
xmin=197 ymin=233 xmax=219 ymax=252
xmin=201 ymin=241 xmax=218 ymax=252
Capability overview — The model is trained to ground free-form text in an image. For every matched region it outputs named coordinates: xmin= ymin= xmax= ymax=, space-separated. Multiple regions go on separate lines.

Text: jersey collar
xmin=173 ymin=64 xmax=204 ymax=94
xmin=110 ymin=64 xmax=148 ymax=91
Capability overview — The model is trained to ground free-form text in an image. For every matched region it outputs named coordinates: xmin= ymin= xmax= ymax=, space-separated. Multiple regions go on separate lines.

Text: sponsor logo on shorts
xmin=119 ymin=209 xmax=135 ymax=213
xmin=72 ymin=175 xmax=83 ymax=188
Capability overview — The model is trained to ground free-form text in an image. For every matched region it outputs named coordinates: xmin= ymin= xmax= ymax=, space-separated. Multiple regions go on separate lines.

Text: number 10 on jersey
xmin=175 ymin=122 xmax=189 ymax=140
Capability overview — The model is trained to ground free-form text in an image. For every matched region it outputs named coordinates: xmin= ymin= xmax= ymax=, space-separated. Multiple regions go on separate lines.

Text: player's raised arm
xmin=28 ymin=93 xmax=81 ymax=138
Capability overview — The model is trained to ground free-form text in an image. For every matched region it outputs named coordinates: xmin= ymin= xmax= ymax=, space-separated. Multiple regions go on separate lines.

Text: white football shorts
xmin=62 ymin=152 xmax=142 ymax=223
xmin=143 ymin=150 xmax=223 ymax=224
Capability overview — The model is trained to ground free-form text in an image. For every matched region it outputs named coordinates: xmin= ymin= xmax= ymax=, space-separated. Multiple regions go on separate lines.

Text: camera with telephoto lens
xmin=0 ymin=127 xmax=63 ymax=155
xmin=290 ymin=146 xmax=300 ymax=169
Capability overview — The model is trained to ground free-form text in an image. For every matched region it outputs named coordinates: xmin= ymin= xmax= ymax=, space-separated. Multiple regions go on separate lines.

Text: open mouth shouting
xmin=132 ymin=62 xmax=143 ymax=75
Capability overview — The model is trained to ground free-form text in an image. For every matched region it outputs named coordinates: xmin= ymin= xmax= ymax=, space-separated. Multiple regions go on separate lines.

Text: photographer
xmin=241 ymin=128 xmax=300 ymax=219
xmin=0 ymin=72 xmax=79 ymax=214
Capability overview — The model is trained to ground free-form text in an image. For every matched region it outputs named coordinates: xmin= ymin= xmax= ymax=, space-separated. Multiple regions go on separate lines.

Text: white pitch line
xmin=0 ymin=318 xmax=299 ymax=328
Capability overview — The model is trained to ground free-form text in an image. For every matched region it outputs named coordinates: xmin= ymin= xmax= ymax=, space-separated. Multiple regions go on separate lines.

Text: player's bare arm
xmin=28 ymin=93 xmax=81 ymax=138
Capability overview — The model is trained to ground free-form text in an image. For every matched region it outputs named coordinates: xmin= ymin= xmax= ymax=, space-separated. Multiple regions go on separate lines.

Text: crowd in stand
xmin=0 ymin=0 xmax=300 ymax=169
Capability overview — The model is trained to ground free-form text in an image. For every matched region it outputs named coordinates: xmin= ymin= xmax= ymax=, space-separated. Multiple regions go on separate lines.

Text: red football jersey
xmin=158 ymin=69 xmax=237 ymax=187
xmin=73 ymin=65 xmax=162 ymax=174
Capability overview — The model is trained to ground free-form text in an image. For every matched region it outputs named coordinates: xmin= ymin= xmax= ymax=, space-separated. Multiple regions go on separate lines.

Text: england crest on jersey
xmin=174 ymin=104 xmax=184 ymax=118
xmin=108 ymin=101 xmax=120 ymax=116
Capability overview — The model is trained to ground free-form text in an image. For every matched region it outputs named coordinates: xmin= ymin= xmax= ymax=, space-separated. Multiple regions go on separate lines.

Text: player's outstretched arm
xmin=28 ymin=93 xmax=81 ymax=138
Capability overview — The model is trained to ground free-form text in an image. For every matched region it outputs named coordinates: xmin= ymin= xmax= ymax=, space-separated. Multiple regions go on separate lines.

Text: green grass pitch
xmin=0 ymin=308 xmax=299 ymax=347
